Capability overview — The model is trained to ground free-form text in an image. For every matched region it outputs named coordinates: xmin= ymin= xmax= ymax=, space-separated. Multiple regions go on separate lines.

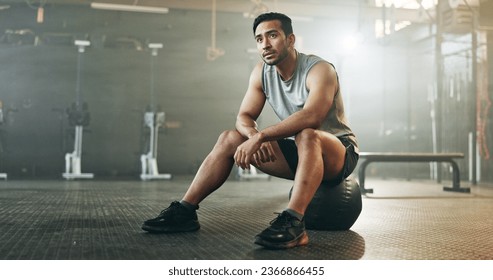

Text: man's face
xmin=254 ymin=20 xmax=291 ymax=66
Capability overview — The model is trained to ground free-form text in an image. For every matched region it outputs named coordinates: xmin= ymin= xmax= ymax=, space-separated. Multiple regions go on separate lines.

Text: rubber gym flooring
xmin=0 ymin=176 xmax=492 ymax=260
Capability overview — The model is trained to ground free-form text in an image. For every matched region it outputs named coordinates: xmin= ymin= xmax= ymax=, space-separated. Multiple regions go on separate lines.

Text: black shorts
xmin=277 ymin=137 xmax=359 ymax=185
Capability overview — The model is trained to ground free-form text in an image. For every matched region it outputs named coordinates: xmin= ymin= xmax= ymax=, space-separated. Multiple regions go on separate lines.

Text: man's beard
xmin=262 ymin=46 xmax=289 ymax=66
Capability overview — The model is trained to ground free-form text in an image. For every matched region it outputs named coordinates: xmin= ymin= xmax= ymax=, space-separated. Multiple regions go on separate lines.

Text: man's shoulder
xmin=298 ymin=52 xmax=333 ymax=75
xmin=299 ymin=52 xmax=334 ymax=71
xmin=298 ymin=52 xmax=326 ymax=63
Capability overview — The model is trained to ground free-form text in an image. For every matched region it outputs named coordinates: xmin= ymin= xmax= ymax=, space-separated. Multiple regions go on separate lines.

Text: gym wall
xmin=0 ymin=3 xmax=490 ymax=182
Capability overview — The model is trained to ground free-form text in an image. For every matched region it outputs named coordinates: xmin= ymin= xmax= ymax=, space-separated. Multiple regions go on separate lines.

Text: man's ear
xmin=288 ymin=33 xmax=296 ymax=48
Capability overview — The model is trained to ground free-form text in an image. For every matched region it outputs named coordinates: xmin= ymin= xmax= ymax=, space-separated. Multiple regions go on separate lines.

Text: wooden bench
xmin=358 ymin=152 xmax=470 ymax=194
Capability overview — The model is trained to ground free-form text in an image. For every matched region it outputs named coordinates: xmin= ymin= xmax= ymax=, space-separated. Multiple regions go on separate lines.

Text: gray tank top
xmin=261 ymin=52 xmax=357 ymax=148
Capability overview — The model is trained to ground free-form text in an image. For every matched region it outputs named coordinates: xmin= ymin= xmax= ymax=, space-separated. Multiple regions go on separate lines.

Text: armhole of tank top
xmin=327 ymin=61 xmax=340 ymax=98
xmin=304 ymin=59 xmax=324 ymax=92
xmin=261 ymin=62 xmax=266 ymax=94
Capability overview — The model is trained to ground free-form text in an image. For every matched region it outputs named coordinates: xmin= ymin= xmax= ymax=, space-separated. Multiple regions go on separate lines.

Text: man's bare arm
xmin=256 ymin=61 xmax=338 ymax=142
xmin=233 ymin=62 xmax=338 ymax=169
xmin=235 ymin=62 xmax=266 ymax=139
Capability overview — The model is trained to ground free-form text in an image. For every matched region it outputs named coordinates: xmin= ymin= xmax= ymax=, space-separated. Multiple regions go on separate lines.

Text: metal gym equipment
xmin=62 ymin=40 xmax=94 ymax=180
xmin=237 ymin=165 xmax=270 ymax=180
xmin=140 ymin=43 xmax=171 ymax=180
xmin=0 ymin=100 xmax=6 ymax=180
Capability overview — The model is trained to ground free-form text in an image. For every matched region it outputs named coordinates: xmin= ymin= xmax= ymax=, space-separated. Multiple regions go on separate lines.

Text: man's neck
xmin=276 ymin=50 xmax=298 ymax=81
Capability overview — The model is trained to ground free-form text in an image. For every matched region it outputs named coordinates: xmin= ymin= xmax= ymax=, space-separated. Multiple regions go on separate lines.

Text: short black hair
xmin=253 ymin=12 xmax=293 ymax=36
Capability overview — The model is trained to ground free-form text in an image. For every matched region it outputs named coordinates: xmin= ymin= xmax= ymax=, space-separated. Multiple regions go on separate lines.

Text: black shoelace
xmin=270 ymin=212 xmax=293 ymax=228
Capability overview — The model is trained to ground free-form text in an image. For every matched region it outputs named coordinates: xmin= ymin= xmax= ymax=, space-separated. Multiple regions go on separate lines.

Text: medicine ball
xmin=289 ymin=178 xmax=362 ymax=230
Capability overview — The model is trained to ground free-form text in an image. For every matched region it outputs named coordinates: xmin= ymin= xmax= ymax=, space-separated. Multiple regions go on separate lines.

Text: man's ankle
xmin=285 ymin=208 xmax=303 ymax=221
xmin=179 ymin=200 xmax=199 ymax=211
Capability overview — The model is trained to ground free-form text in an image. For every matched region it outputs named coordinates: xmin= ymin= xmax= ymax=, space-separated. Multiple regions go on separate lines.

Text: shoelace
xmin=158 ymin=201 xmax=181 ymax=217
xmin=269 ymin=212 xmax=293 ymax=228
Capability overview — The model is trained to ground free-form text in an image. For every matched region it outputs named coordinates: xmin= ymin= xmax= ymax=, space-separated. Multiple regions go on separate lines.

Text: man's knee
xmin=295 ymin=129 xmax=342 ymax=153
xmin=216 ymin=130 xmax=245 ymax=149
xmin=295 ymin=128 xmax=320 ymax=148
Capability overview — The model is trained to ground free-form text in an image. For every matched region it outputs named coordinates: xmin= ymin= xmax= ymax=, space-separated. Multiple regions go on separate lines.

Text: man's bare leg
xmin=288 ymin=129 xmax=346 ymax=215
xmin=254 ymin=129 xmax=346 ymax=249
xmin=141 ymin=130 xmax=246 ymax=233
xmin=181 ymin=130 xmax=245 ymax=205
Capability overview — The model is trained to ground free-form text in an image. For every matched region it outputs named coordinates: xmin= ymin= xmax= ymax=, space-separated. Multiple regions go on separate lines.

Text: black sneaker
xmin=254 ymin=211 xmax=308 ymax=249
xmin=141 ymin=201 xmax=200 ymax=233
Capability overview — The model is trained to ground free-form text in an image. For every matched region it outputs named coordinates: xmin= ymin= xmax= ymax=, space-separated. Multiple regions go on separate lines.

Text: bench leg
xmin=358 ymin=160 xmax=373 ymax=194
xmin=443 ymin=160 xmax=470 ymax=193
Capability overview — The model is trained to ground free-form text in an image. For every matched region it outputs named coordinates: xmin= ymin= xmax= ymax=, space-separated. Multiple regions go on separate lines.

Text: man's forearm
xmin=256 ymin=110 xmax=321 ymax=142
xmin=236 ymin=108 xmax=321 ymax=144
xmin=235 ymin=115 xmax=259 ymax=139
